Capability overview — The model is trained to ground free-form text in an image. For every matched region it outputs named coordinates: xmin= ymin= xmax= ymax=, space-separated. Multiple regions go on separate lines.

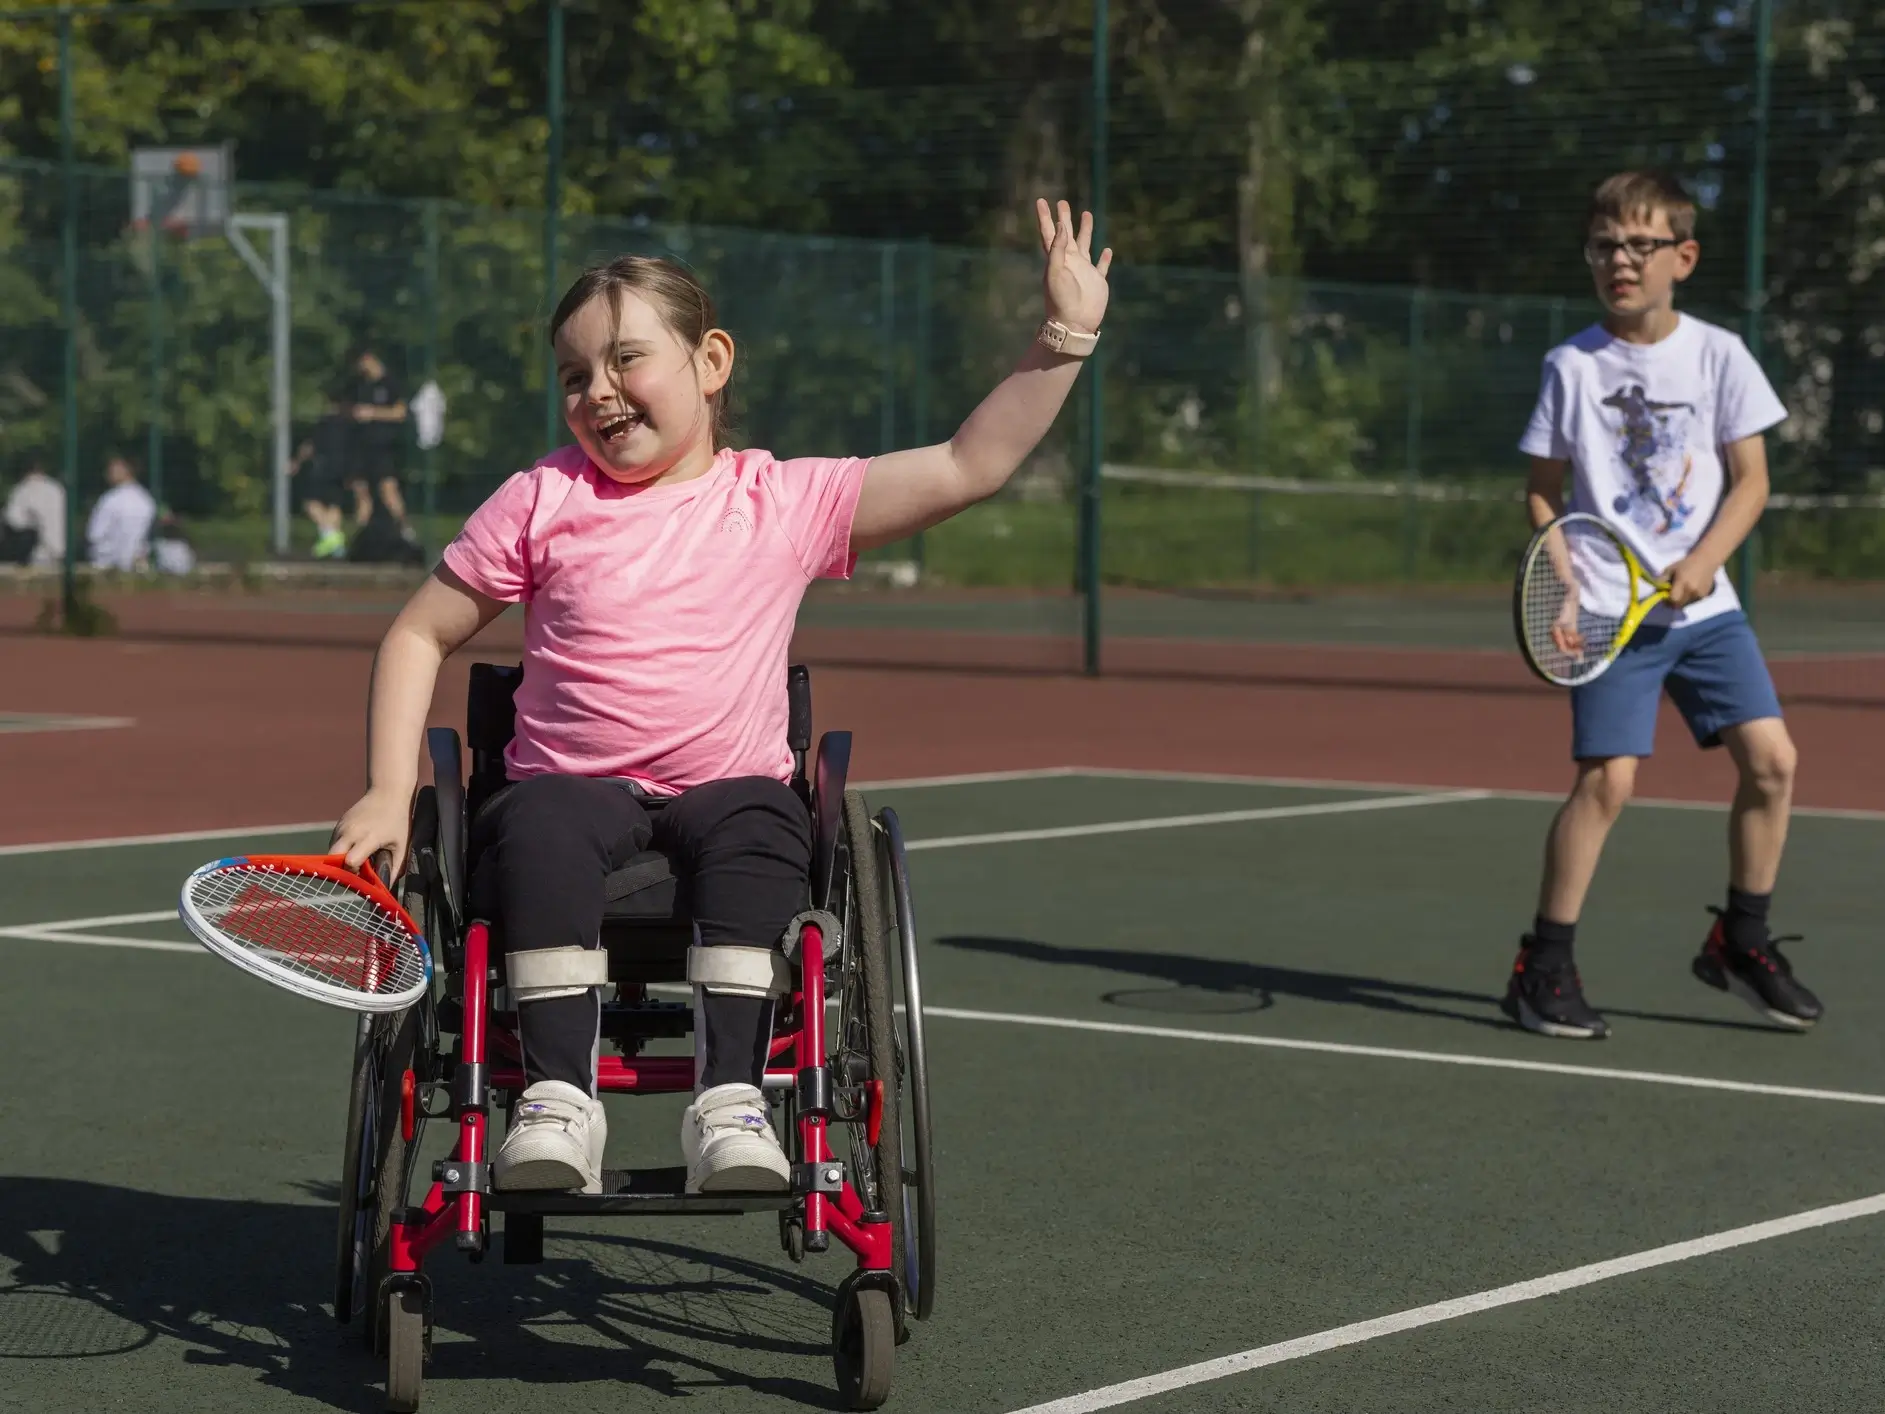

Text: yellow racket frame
xmin=1515 ymin=512 xmax=1672 ymax=687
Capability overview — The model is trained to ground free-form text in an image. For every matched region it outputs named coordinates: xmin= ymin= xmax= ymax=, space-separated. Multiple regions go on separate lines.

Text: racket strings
xmin=1519 ymin=521 xmax=1632 ymax=685
xmin=190 ymin=866 xmax=424 ymax=998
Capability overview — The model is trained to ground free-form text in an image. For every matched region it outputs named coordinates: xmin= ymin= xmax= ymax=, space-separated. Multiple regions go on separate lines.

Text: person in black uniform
xmin=342 ymin=345 xmax=423 ymax=564
xmin=289 ymin=392 xmax=353 ymax=558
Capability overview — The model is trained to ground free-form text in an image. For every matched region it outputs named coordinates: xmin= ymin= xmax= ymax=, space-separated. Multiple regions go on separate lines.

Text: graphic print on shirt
xmin=1600 ymin=383 xmax=1697 ymax=537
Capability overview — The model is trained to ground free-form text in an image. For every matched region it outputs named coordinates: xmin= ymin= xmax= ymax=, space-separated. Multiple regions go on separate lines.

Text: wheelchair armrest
xmin=811 ymin=730 xmax=852 ymax=911
xmin=427 ymin=726 xmax=467 ymax=921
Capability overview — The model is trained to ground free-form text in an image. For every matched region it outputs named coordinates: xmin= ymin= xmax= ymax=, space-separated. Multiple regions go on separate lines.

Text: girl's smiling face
xmin=553 ymin=288 xmax=733 ymax=486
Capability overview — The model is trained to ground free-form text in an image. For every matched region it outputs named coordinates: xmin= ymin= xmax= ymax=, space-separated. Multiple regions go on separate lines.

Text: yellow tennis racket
xmin=1514 ymin=512 xmax=1671 ymax=687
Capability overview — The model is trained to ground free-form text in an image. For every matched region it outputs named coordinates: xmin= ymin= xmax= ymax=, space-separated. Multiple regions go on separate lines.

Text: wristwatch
xmin=1037 ymin=319 xmax=1101 ymax=357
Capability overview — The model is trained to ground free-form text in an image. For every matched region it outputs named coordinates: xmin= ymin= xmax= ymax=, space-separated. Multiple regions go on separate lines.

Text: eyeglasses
xmin=1584 ymin=236 xmax=1683 ymax=268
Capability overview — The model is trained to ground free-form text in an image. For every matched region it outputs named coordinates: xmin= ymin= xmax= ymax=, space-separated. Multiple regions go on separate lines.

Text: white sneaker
xmin=681 ymin=1083 xmax=792 ymax=1194
xmin=494 ymin=1081 xmax=607 ymax=1194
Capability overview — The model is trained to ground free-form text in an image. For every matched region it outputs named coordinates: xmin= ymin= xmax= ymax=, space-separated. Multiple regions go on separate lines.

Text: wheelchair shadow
xmin=936 ymin=935 xmax=1784 ymax=1035
xmin=0 ymin=1176 xmax=847 ymax=1410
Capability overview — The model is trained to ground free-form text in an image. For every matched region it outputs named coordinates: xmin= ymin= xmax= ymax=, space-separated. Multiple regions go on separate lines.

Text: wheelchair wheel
xmin=877 ymin=807 xmax=937 ymax=1323
xmin=334 ymin=1014 xmax=377 ymax=1325
xmin=838 ymin=792 xmax=905 ymax=1277
xmin=383 ymin=1284 xmax=428 ymax=1412
xmin=832 ymin=1277 xmax=895 ymax=1410
xmin=333 ymin=999 xmax=435 ymax=1352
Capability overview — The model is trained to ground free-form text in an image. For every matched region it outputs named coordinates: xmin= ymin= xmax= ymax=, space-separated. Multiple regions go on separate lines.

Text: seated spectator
xmin=3 ymin=461 xmax=67 ymax=567
xmin=87 ymin=455 xmax=158 ymax=572
xmin=151 ymin=510 xmax=197 ymax=575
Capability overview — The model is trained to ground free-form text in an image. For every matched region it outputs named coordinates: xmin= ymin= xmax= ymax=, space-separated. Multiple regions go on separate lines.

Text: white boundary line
xmin=926 ymin=1007 xmax=1885 ymax=1106
xmin=0 ymin=769 xmax=1086 ymax=858
xmin=0 ymin=821 xmax=334 ymax=858
xmin=905 ymin=790 xmax=1486 ymax=851
xmin=5 ymin=762 xmax=1883 ymax=857
xmin=1066 ymin=765 xmax=1885 ymax=823
xmin=0 ymin=713 xmax=135 ymax=734
xmin=1007 ymin=1190 xmax=1885 ymax=1413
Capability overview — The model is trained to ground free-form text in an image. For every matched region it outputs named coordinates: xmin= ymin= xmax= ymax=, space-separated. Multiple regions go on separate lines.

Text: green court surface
xmin=4 ymin=771 xmax=1885 ymax=1412
xmin=800 ymin=585 xmax=1885 ymax=659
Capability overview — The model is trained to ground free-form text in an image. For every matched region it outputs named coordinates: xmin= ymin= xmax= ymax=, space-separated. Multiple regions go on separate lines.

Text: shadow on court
xmin=937 ymin=935 xmax=1785 ymax=1035
xmin=0 ymin=1178 xmax=844 ymax=1410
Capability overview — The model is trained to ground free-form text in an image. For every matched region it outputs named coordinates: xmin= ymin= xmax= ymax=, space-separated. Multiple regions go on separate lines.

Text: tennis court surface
xmin=5 ymin=767 xmax=1884 ymax=1412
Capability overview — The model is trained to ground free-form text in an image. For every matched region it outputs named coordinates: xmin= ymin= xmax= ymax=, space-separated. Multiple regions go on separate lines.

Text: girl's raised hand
xmin=1035 ymin=198 xmax=1113 ymax=335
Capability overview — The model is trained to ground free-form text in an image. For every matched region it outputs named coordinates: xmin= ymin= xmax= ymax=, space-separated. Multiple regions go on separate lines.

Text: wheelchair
xmin=331 ymin=662 xmax=935 ymax=1411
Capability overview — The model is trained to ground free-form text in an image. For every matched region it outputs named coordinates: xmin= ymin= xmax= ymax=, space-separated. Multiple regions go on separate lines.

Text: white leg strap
xmin=508 ymin=945 xmax=610 ymax=1003
xmin=687 ymin=944 xmax=792 ymax=999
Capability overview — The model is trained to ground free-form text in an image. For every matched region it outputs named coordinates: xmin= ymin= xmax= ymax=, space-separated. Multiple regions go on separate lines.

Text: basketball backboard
xmin=130 ymin=144 xmax=234 ymax=237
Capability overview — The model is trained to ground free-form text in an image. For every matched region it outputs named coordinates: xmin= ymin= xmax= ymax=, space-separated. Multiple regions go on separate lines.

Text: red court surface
xmin=4 ymin=610 xmax=1880 ymax=846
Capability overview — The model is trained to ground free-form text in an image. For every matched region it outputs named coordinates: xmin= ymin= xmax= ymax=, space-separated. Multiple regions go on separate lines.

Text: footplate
xmin=487 ymin=1166 xmax=798 ymax=1216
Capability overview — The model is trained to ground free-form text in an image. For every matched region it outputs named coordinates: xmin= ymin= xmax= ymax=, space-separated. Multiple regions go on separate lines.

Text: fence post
xmin=59 ymin=12 xmax=79 ymax=625
xmin=1739 ymin=0 xmax=1774 ymax=622
xmin=1402 ymin=287 xmax=1425 ymax=578
xmin=147 ymin=221 xmax=165 ymax=509
xmin=423 ymin=198 xmax=441 ymax=519
xmin=541 ymin=0 xmax=565 ymax=453
xmin=911 ymin=237 xmax=932 ymax=575
xmin=1080 ymin=0 xmax=1109 ymax=675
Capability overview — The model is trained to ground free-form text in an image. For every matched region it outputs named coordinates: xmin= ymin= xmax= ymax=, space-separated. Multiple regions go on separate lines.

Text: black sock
xmin=1530 ymin=916 xmax=1577 ymax=968
xmin=1724 ymin=888 xmax=1772 ymax=953
xmin=699 ymin=993 xmax=773 ymax=1090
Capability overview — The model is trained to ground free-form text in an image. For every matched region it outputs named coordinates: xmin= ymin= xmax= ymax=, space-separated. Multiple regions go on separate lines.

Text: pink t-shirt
xmin=441 ymin=445 xmax=869 ymax=792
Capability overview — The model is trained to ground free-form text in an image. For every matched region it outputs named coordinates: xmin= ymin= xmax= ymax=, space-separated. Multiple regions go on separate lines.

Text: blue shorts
xmin=1569 ymin=610 xmax=1782 ymax=760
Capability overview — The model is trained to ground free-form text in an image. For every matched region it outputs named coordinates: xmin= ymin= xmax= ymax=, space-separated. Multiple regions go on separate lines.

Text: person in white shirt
xmin=3 ymin=462 xmax=67 ymax=568
xmin=1501 ymin=170 xmax=1817 ymax=1043
xmin=87 ymin=456 xmax=158 ymax=572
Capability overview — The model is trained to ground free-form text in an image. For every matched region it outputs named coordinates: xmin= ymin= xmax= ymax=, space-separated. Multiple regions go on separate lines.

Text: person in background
xmin=291 ymin=392 xmax=354 ymax=558
xmin=151 ymin=508 xmax=197 ymax=575
xmin=87 ymin=455 xmax=158 ymax=572
xmin=346 ymin=345 xmax=417 ymax=546
xmin=3 ymin=461 xmax=67 ymax=568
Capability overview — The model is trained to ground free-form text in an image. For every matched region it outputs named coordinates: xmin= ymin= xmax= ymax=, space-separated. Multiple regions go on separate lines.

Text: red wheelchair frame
xmin=336 ymin=663 xmax=933 ymax=1412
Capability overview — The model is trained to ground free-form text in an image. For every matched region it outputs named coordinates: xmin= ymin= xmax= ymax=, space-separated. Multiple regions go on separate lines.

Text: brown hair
xmin=549 ymin=255 xmax=736 ymax=449
xmin=1589 ymin=170 xmax=1697 ymax=242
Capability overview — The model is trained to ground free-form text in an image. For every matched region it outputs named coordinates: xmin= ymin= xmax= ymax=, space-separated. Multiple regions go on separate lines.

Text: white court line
xmin=0 ymin=909 xmax=178 ymax=933
xmin=0 ymin=714 xmax=135 ymax=734
xmin=1007 ymin=1190 xmax=1885 ymax=1413
xmin=0 ymin=821 xmax=333 ymax=858
xmin=854 ymin=766 xmax=1082 ymax=790
xmin=1069 ymin=765 xmax=1885 ymax=824
xmin=0 ymin=768 xmax=1086 ymax=859
xmin=0 ymin=928 xmax=200 ymax=954
xmin=925 ymin=1007 xmax=1885 ymax=1107
xmin=904 ymin=789 xmax=1486 ymax=851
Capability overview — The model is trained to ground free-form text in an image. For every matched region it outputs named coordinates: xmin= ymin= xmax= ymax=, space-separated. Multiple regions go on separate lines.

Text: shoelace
xmin=1706 ymin=906 xmax=1805 ymax=976
xmin=697 ymin=1100 xmax=771 ymax=1138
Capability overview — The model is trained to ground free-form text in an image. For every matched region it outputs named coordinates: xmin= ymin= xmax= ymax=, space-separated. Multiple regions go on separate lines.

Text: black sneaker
xmin=1500 ymin=939 xmax=1610 ymax=1039
xmin=1692 ymin=909 xmax=1823 ymax=1030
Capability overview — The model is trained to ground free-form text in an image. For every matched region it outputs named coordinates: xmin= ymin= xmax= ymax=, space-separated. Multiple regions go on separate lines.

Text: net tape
xmin=189 ymin=864 xmax=425 ymax=998
xmin=1519 ymin=518 xmax=1632 ymax=685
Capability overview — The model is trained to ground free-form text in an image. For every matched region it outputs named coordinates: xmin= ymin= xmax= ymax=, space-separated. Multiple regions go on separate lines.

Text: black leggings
xmin=468 ymin=774 xmax=812 ymax=1094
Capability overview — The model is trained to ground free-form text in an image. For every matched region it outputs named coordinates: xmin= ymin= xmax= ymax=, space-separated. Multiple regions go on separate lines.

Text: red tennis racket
xmin=178 ymin=854 xmax=431 ymax=1012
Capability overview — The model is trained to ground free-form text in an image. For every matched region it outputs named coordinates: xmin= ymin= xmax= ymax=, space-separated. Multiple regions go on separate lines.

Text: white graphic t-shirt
xmin=1519 ymin=314 xmax=1786 ymax=627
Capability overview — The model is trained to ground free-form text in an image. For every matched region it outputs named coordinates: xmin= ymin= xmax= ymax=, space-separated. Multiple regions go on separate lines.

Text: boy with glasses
xmin=1502 ymin=170 xmax=1821 ymax=1039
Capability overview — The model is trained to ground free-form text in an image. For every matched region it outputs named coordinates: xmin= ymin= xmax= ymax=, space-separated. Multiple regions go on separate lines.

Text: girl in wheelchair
xmin=331 ymin=199 xmax=1110 ymax=1197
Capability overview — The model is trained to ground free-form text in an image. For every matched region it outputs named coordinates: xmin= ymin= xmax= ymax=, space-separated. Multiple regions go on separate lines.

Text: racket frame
xmin=179 ymin=853 xmax=432 ymax=1013
xmin=1514 ymin=511 xmax=1672 ymax=688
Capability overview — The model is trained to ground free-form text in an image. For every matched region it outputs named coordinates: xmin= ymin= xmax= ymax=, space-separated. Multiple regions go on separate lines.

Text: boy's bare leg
xmin=1718 ymin=717 xmax=1796 ymax=893
xmin=1538 ymin=755 xmax=1638 ymax=923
